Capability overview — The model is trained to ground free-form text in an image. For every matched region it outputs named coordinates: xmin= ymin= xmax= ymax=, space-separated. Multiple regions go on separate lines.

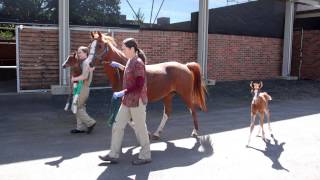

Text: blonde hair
xmin=78 ymin=46 xmax=89 ymax=56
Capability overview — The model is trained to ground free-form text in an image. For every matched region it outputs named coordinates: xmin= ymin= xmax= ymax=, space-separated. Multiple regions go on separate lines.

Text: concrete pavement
xmin=0 ymin=79 xmax=320 ymax=180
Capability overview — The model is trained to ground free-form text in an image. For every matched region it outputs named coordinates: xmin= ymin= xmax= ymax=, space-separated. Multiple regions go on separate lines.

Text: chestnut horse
xmin=248 ymin=81 xmax=272 ymax=145
xmin=89 ymin=31 xmax=207 ymax=139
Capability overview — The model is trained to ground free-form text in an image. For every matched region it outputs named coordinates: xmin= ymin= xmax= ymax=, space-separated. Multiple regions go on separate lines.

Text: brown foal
xmin=248 ymin=81 xmax=272 ymax=145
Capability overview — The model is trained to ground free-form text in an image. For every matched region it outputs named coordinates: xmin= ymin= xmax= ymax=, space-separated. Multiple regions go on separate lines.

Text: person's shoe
xmin=70 ymin=129 xmax=86 ymax=134
xmin=132 ymin=158 xmax=152 ymax=165
xmin=98 ymin=155 xmax=118 ymax=164
xmin=87 ymin=123 xmax=96 ymax=134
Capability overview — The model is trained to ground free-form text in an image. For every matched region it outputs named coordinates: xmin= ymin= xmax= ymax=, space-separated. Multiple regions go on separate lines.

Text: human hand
xmin=112 ymin=90 xmax=125 ymax=99
xmin=110 ymin=61 xmax=121 ymax=68
xmin=89 ymin=66 xmax=95 ymax=72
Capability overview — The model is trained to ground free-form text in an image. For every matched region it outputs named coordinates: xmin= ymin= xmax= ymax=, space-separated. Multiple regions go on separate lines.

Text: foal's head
xmin=62 ymin=52 xmax=82 ymax=77
xmin=250 ymin=81 xmax=263 ymax=100
xmin=62 ymin=52 xmax=78 ymax=68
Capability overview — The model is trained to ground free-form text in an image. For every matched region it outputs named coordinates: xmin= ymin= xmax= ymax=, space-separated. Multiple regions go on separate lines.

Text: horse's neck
xmin=71 ymin=64 xmax=82 ymax=77
xmin=108 ymin=44 xmax=127 ymax=65
xmin=104 ymin=63 xmax=123 ymax=91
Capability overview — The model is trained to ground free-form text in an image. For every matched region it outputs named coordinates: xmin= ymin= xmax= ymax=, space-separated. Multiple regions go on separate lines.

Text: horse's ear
xmin=90 ymin=32 xmax=94 ymax=38
xmin=250 ymin=81 xmax=253 ymax=88
xmin=259 ymin=81 xmax=263 ymax=89
xmin=98 ymin=31 xmax=102 ymax=38
xmin=73 ymin=51 xmax=77 ymax=57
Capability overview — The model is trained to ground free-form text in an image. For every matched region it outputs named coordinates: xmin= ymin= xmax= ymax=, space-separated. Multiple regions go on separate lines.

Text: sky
xmin=119 ymin=0 xmax=253 ymax=23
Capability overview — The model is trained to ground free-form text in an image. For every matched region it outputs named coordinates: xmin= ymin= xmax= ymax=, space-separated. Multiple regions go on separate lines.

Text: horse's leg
xmin=178 ymin=91 xmax=199 ymax=137
xmin=259 ymin=112 xmax=266 ymax=141
xmin=248 ymin=113 xmax=256 ymax=146
xmin=152 ymin=94 xmax=173 ymax=140
xmin=256 ymin=116 xmax=261 ymax=137
xmin=265 ymin=108 xmax=272 ymax=132
xmin=190 ymin=107 xmax=199 ymax=137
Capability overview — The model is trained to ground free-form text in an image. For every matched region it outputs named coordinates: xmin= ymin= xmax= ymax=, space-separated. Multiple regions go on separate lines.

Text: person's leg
xmin=77 ymin=87 xmax=96 ymax=131
xmin=107 ymin=104 xmax=131 ymax=158
xmin=130 ymin=100 xmax=151 ymax=161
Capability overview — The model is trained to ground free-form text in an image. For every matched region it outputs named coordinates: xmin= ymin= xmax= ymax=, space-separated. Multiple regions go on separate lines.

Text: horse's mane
xmin=101 ymin=34 xmax=127 ymax=64
xmin=102 ymin=35 xmax=117 ymax=46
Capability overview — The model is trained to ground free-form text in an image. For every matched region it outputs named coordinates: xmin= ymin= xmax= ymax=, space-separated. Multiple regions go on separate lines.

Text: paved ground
xmin=0 ymin=79 xmax=320 ymax=180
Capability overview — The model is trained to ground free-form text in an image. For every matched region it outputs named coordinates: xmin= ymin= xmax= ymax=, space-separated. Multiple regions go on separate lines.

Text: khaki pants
xmin=108 ymin=99 xmax=151 ymax=160
xmin=76 ymin=86 xmax=96 ymax=130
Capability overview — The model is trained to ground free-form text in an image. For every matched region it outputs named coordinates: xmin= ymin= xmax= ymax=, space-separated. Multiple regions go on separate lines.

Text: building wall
xmin=18 ymin=28 xmax=283 ymax=90
xmin=208 ymin=34 xmax=282 ymax=81
xmin=291 ymin=30 xmax=320 ymax=80
xmin=18 ymin=28 xmax=59 ymax=90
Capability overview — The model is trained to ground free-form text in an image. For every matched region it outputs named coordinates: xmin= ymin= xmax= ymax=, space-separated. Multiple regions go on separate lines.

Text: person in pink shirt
xmin=99 ymin=38 xmax=151 ymax=165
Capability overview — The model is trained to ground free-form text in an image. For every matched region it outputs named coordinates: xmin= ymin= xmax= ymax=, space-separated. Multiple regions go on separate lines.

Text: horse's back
xmin=145 ymin=61 xmax=194 ymax=101
xmin=146 ymin=61 xmax=188 ymax=71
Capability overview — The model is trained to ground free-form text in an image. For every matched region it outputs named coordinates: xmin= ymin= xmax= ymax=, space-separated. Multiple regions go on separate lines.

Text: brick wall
xmin=292 ymin=30 xmax=320 ymax=80
xmin=113 ymin=31 xmax=283 ymax=81
xmin=208 ymin=34 xmax=282 ymax=81
xmin=18 ymin=28 xmax=283 ymax=90
xmin=113 ymin=30 xmax=198 ymax=65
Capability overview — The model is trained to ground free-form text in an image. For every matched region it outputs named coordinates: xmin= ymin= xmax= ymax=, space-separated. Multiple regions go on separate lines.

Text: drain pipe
xmin=298 ymin=27 xmax=303 ymax=80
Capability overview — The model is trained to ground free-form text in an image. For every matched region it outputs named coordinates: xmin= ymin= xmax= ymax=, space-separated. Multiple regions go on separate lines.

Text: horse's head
xmin=89 ymin=31 xmax=127 ymax=66
xmin=89 ymin=31 xmax=113 ymax=66
xmin=62 ymin=51 xmax=82 ymax=77
xmin=250 ymin=81 xmax=263 ymax=100
xmin=62 ymin=51 xmax=78 ymax=68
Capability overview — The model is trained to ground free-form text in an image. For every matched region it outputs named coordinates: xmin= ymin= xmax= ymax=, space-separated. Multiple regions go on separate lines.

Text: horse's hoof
xmin=151 ymin=134 xmax=160 ymax=140
xmin=191 ymin=132 xmax=198 ymax=138
xmin=191 ymin=129 xmax=199 ymax=138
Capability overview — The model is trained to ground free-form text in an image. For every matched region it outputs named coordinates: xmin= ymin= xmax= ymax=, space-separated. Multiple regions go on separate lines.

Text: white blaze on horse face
xmin=87 ymin=40 xmax=97 ymax=63
xmin=62 ymin=57 xmax=69 ymax=67
xmin=253 ymin=89 xmax=259 ymax=102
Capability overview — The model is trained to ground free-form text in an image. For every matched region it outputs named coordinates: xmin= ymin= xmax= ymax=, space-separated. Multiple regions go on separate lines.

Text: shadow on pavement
xmin=97 ymin=136 xmax=213 ymax=180
xmin=247 ymin=134 xmax=289 ymax=172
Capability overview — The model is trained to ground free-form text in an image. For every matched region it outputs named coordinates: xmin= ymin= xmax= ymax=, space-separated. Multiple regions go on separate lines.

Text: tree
xmin=69 ymin=0 xmax=121 ymax=26
xmin=0 ymin=0 xmax=55 ymax=23
xmin=0 ymin=0 xmax=121 ymax=26
xmin=0 ymin=24 xmax=15 ymax=40
xmin=133 ymin=8 xmax=144 ymax=25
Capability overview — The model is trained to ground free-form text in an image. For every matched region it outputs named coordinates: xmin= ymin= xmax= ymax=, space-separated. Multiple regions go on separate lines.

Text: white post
xmin=59 ymin=0 xmax=70 ymax=86
xmin=197 ymin=0 xmax=209 ymax=82
xmin=282 ymin=0 xmax=295 ymax=77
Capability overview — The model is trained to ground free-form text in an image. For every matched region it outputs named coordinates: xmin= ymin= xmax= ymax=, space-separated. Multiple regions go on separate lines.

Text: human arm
xmin=110 ymin=61 xmax=125 ymax=71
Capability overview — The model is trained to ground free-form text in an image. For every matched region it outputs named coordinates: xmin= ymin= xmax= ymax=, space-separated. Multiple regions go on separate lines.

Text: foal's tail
xmin=186 ymin=62 xmax=207 ymax=112
xmin=263 ymin=93 xmax=272 ymax=101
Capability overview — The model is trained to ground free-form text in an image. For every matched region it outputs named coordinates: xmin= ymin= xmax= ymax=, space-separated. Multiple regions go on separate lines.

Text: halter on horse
xmin=89 ymin=31 xmax=207 ymax=139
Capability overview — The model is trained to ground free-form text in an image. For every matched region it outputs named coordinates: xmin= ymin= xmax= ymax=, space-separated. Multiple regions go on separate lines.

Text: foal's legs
xmin=248 ymin=113 xmax=257 ymax=146
xmin=152 ymin=94 xmax=173 ymax=140
xmin=265 ymin=109 xmax=272 ymax=132
xmin=259 ymin=112 xmax=266 ymax=141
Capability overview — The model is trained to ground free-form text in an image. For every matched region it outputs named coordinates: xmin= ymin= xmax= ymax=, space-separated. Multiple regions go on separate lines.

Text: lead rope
xmin=106 ymin=68 xmax=122 ymax=127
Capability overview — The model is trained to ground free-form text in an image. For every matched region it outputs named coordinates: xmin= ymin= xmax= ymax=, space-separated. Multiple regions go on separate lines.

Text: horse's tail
xmin=186 ymin=62 xmax=207 ymax=112
xmin=263 ymin=93 xmax=272 ymax=101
